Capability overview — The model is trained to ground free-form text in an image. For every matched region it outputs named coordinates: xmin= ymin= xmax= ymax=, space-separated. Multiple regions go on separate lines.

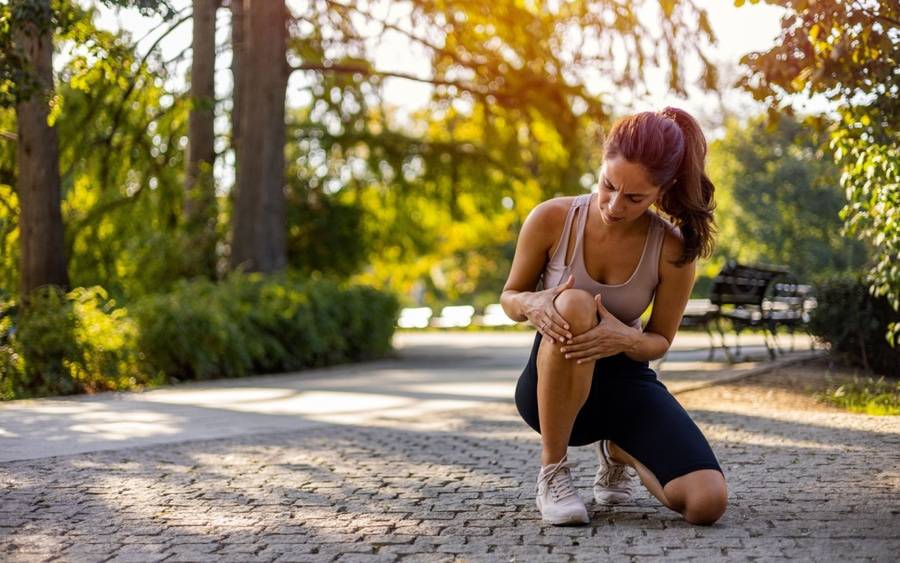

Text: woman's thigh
xmin=600 ymin=374 xmax=723 ymax=488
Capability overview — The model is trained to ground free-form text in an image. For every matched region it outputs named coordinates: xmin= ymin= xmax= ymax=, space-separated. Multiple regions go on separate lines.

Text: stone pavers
xmin=1 ymin=331 xmax=897 ymax=561
xmin=2 ymin=397 xmax=898 ymax=562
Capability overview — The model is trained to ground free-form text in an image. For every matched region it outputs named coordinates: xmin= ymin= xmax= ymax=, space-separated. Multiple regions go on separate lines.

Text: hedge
xmin=808 ymin=274 xmax=900 ymax=377
xmin=0 ymin=273 xmax=399 ymax=400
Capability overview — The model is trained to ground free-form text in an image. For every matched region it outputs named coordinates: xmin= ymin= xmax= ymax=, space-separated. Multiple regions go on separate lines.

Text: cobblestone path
xmin=2 ymin=393 xmax=898 ymax=562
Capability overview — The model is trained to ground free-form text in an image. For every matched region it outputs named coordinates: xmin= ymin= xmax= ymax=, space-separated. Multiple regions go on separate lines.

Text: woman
xmin=499 ymin=107 xmax=727 ymax=526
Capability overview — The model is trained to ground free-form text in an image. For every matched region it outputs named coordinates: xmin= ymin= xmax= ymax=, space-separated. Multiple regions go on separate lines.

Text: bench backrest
xmin=710 ymin=261 xmax=790 ymax=308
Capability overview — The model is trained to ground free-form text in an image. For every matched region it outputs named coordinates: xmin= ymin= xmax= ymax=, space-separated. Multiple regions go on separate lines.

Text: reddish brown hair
xmin=602 ymin=107 xmax=716 ymax=265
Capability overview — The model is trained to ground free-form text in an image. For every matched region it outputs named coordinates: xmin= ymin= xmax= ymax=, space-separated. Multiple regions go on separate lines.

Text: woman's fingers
xmin=575 ymin=356 xmax=600 ymax=364
xmin=548 ymin=310 xmax=572 ymax=339
xmin=564 ymin=346 xmax=596 ymax=359
xmin=543 ymin=323 xmax=568 ymax=343
xmin=560 ymin=340 xmax=594 ymax=353
xmin=566 ymin=331 xmax=596 ymax=345
xmin=533 ymin=314 xmax=563 ymax=342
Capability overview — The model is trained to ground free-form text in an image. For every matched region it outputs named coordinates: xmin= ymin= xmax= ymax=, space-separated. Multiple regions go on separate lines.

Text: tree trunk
xmin=15 ymin=5 xmax=68 ymax=300
xmin=230 ymin=0 xmax=288 ymax=273
xmin=231 ymin=0 xmax=245 ymax=176
xmin=184 ymin=0 xmax=219 ymax=279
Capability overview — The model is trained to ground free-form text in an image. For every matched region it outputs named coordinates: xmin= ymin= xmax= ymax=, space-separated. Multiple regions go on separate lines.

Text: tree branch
xmin=291 ymin=61 xmax=521 ymax=105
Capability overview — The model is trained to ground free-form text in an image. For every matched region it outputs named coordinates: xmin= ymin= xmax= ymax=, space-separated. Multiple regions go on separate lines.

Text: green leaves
xmin=737 ymin=0 xmax=900 ymax=345
xmin=706 ymin=114 xmax=868 ymax=282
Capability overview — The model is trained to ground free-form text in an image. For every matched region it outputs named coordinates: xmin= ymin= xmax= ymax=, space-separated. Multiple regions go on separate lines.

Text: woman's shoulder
xmin=650 ymin=210 xmax=686 ymax=264
xmin=525 ymin=195 xmax=579 ymax=229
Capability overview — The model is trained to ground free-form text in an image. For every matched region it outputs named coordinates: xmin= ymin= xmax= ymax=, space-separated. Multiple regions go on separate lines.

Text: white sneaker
xmin=592 ymin=440 xmax=638 ymax=505
xmin=535 ymin=453 xmax=590 ymax=525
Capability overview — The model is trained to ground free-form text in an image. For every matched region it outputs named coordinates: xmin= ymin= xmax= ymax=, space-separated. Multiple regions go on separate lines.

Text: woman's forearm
xmin=500 ymin=290 xmax=532 ymax=322
xmin=624 ymin=330 xmax=670 ymax=362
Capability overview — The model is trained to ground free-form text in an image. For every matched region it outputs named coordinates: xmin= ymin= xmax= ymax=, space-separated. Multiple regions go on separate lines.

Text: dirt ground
xmin=676 ymin=355 xmax=888 ymax=413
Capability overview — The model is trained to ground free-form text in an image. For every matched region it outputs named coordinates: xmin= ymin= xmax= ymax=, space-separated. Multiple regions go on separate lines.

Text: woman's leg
xmin=598 ymin=370 xmax=728 ymax=526
xmin=607 ymin=442 xmax=728 ymax=525
xmin=537 ymin=288 xmax=599 ymax=466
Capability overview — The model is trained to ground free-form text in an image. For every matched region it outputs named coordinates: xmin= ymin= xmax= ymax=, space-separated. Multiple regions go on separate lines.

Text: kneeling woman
xmin=500 ymin=107 xmax=727 ymax=526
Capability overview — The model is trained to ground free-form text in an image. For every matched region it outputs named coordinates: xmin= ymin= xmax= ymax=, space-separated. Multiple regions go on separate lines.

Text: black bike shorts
xmin=514 ymin=332 xmax=724 ymax=488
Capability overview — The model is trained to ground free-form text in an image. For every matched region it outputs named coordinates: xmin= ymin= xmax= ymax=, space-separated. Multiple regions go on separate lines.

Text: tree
xmin=1 ymin=0 xmax=174 ymax=302
xmin=706 ymin=114 xmax=868 ymax=280
xmin=8 ymin=0 xmax=68 ymax=300
xmin=229 ymin=0 xmax=244 ymax=184
xmin=285 ymin=0 xmax=720 ymax=302
xmin=229 ymin=0 xmax=289 ymax=273
xmin=183 ymin=0 xmax=218 ymax=279
xmin=738 ymin=0 xmax=899 ymax=343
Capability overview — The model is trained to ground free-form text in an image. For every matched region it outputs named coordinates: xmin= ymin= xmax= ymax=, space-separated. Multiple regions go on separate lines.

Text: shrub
xmin=130 ymin=272 xmax=400 ymax=382
xmin=0 ymin=274 xmax=400 ymax=399
xmin=0 ymin=286 xmax=155 ymax=399
xmin=808 ymin=274 xmax=900 ymax=377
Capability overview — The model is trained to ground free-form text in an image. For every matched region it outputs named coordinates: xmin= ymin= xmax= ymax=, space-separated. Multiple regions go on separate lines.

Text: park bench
xmin=430 ymin=305 xmax=476 ymax=328
xmin=478 ymin=303 xmax=517 ymax=327
xmin=674 ymin=261 xmax=815 ymax=364
xmin=398 ymin=304 xmax=514 ymax=329
xmin=397 ymin=307 xmax=433 ymax=328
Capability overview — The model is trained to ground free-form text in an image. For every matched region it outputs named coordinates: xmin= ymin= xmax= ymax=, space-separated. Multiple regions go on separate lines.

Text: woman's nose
xmin=609 ymin=193 xmax=625 ymax=213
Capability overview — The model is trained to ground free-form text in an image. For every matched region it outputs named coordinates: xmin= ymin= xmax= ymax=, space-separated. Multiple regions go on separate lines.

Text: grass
xmin=816 ymin=374 xmax=900 ymax=416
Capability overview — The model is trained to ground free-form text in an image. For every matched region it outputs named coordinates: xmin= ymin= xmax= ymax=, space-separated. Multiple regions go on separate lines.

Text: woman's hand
xmin=559 ymin=294 xmax=641 ymax=363
xmin=522 ymin=274 xmax=575 ymax=343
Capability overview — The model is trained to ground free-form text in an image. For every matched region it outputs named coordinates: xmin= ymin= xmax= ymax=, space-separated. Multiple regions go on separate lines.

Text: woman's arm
xmin=624 ymin=226 xmax=697 ymax=362
xmin=499 ymin=200 xmax=561 ymax=321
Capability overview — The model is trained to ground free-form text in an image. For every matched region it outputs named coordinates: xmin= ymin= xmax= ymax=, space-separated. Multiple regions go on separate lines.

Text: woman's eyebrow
xmin=603 ymin=178 xmax=653 ymax=196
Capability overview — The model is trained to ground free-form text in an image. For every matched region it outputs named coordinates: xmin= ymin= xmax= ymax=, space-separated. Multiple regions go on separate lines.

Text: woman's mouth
xmin=603 ymin=211 xmax=623 ymax=222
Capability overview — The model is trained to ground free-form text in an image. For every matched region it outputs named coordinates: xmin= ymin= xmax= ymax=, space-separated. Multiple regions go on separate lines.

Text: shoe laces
xmin=539 ymin=458 xmax=579 ymax=502
xmin=594 ymin=441 xmax=636 ymax=488
xmin=598 ymin=462 xmax=634 ymax=487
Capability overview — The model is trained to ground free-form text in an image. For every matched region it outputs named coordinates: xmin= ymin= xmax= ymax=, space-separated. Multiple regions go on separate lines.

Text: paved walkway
xmin=1 ymin=331 xmax=897 ymax=562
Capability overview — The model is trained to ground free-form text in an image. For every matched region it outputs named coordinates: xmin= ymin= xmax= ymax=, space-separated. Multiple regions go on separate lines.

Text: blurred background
xmin=1 ymin=0 xmax=897 ymax=400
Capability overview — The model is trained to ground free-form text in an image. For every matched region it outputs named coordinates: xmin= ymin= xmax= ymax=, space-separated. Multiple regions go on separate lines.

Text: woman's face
xmin=597 ymin=156 xmax=663 ymax=226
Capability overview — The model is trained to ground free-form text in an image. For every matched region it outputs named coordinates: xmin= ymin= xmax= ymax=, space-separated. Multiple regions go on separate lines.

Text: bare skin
xmin=543 ymin=288 xmax=727 ymax=526
xmin=501 ymin=156 xmax=728 ymax=526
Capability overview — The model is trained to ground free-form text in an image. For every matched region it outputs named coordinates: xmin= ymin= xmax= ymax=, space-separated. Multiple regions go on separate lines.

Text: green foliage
xmin=808 ymin=274 xmax=900 ymax=378
xmin=11 ymin=286 xmax=80 ymax=398
xmin=0 ymin=285 xmax=155 ymax=400
xmin=283 ymin=182 xmax=368 ymax=279
xmin=0 ymin=147 xmax=18 ymax=294
xmin=131 ymin=273 xmax=399 ymax=383
xmin=0 ymin=275 xmax=399 ymax=400
xmin=0 ymin=0 xmax=174 ymax=107
xmin=705 ymin=114 xmax=869 ymax=280
xmin=739 ymin=0 xmax=900 ymax=344
xmin=54 ymin=5 xmax=194 ymax=299
xmin=290 ymin=1 xmax=721 ymax=307
xmin=816 ymin=375 xmax=900 ymax=416
xmin=835 ymin=135 xmax=899 ymax=342
xmin=0 ymin=3 xmax=196 ymax=301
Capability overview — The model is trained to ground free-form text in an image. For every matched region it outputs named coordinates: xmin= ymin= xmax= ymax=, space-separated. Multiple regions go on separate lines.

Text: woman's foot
xmin=592 ymin=440 xmax=638 ymax=504
xmin=535 ymin=453 xmax=590 ymax=525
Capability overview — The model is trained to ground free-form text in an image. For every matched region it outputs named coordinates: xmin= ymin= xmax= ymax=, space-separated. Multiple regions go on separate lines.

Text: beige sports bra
xmin=536 ymin=193 xmax=669 ymax=329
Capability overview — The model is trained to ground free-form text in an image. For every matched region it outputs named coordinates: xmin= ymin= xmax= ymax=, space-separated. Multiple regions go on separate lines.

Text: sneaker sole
xmin=536 ymin=499 xmax=590 ymax=525
xmin=542 ymin=513 xmax=590 ymax=526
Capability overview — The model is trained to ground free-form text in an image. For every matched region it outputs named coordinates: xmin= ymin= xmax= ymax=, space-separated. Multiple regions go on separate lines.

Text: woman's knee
xmin=553 ymin=289 xmax=598 ymax=334
xmin=680 ymin=475 xmax=728 ymax=526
